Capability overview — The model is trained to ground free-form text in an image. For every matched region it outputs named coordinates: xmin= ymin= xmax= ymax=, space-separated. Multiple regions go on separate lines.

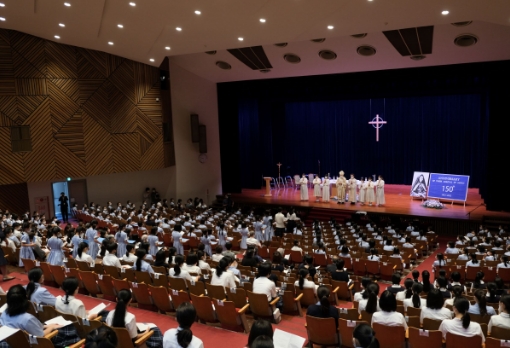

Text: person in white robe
xmin=366 ymin=178 xmax=376 ymax=206
xmin=300 ymin=174 xmax=309 ymax=201
xmin=347 ymin=174 xmax=357 ymax=204
xmin=376 ymin=175 xmax=386 ymax=206
xmin=337 ymin=171 xmax=347 ymax=204
xmin=359 ymin=178 xmax=368 ymax=205
xmin=322 ymin=176 xmax=330 ymax=202
xmin=312 ymin=175 xmax=322 ymax=202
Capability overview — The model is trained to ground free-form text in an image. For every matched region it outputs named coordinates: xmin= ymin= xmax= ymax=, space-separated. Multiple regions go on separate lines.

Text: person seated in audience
xmin=494 ymin=277 xmax=508 ymax=296
xmin=435 ymin=277 xmax=452 ymax=299
xmin=358 ymin=282 xmax=380 ymax=314
xmin=251 ymin=336 xmax=274 ymax=348
xmin=466 ymin=253 xmax=481 ymax=268
xmin=170 ymin=255 xmax=199 ymax=285
xmin=242 ymin=247 xmax=259 ymax=268
xmin=396 ymin=278 xmax=414 ymax=301
xmin=182 ymin=253 xmax=202 ymax=275
xmin=469 ymin=289 xmax=496 ymax=316
xmin=222 ymin=241 xmax=236 ymax=259
xmin=471 ymin=271 xmax=486 ymax=292
xmin=486 ymin=282 xmax=501 ymax=304
xmin=252 ymin=262 xmax=277 ymax=302
xmin=315 ymin=242 xmax=326 ymax=254
xmin=211 ymin=257 xmax=237 ymax=290
xmin=246 ymin=231 xmax=261 ymax=248
xmin=386 ymin=272 xmax=405 ymax=295
xmin=102 ymin=243 xmax=122 ymax=268
xmin=163 ymin=302 xmax=204 ymax=348
xmin=352 ymin=323 xmax=380 ymax=348
xmin=25 ymin=267 xmax=56 ymax=306
xmin=212 ymin=245 xmax=224 ymax=262
xmin=372 ymin=290 xmax=408 ymax=330
xmin=457 ymin=248 xmax=469 ymax=261
xmin=153 ymin=249 xmax=171 ymax=271
xmin=446 ymin=271 xmax=466 ymax=293
xmin=132 ymin=248 xmax=154 ymax=274
xmin=196 ymin=251 xmax=211 ymax=272
xmin=403 ymin=282 xmax=426 ymax=311
xmin=295 ymin=268 xmax=317 ymax=295
xmin=433 ymin=253 xmax=446 ymax=268
xmin=270 ymin=251 xmax=285 ymax=273
xmin=411 ymin=270 xmax=421 ymax=283
xmin=330 ymin=258 xmax=350 ymax=283
xmin=498 ymin=256 xmax=510 ymax=270
xmin=299 ymin=254 xmax=317 ymax=278
xmin=56 ymin=277 xmax=104 ymax=320
xmin=367 ymin=248 xmax=379 ymax=261
xmin=84 ymin=326 xmax=118 ymax=348
xmin=247 ymin=320 xmax=273 ymax=348
xmin=383 ymin=239 xmax=394 ymax=251
xmin=421 ymin=270 xmax=432 ymax=293
xmin=354 ymin=278 xmax=372 ymax=302
xmin=107 ymin=289 xmax=163 ymax=347
xmin=306 ymin=285 xmax=339 ymax=325
xmin=122 ymin=244 xmax=137 ymax=263
xmin=445 ymin=284 xmax=465 ymax=307
xmin=439 ymin=297 xmax=485 ymax=343
xmin=75 ymin=242 xmax=95 ymax=267
xmin=339 ymin=245 xmax=351 ymax=258
xmin=445 ymin=241 xmax=460 ymax=255
xmin=291 ymin=239 xmax=303 ymax=255
xmin=420 ymin=288 xmax=453 ymax=324
xmin=489 ymin=294 xmax=510 ymax=332
xmin=0 ymin=285 xmax=62 ymax=338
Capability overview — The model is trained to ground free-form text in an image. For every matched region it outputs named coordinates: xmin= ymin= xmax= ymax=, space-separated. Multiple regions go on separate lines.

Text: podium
xmin=263 ymin=177 xmax=272 ymax=197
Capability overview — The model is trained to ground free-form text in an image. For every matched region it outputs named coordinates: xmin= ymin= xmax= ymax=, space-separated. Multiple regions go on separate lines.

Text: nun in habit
xmin=312 ymin=175 xmax=322 ymax=202
xmin=300 ymin=174 xmax=309 ymax=201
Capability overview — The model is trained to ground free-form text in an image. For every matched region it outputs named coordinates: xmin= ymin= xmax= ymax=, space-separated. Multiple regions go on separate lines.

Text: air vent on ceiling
xmin=274 ymin=43 xmax=288 ymax=47
xmin=227 ymin=46 xmax=273 ymax=70
xmin=311 ymin=38 xmax=326 ymax=43
xmin=410 ymin=55 xmax=426 ymax=61
xmin=454 ymin=34 xmax=478 ymax=47
xmin=284 ymin=54 xmax=301 ymax=63
xmin=356 ymin=45 xmax=376 ymax=56
xmin=260 ymin=69 xmax=271 ymax=73
xmin=351 ymin=33 xmax=368 ymax=39
xmin=451 ymin=21 xmax=473 ymax=27
xmin=319 ymin=50 xmax=337 ymax=60
xmin=383 ymin=26 xmax=434 ymax=56
xmin=205 ymin=50 xmax=217 ymax=55
xmin=216 ymin=61 xmax=231 ymax=70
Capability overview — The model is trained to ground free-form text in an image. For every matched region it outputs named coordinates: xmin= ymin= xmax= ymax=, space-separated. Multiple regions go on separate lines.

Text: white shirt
xmin=497 ymin=262 xmax=510 ymax=269
xmin=252 ymin=276 xmax=276 ymax=301
xmin=403 ymin=298 xmax=427 ymax=311
xmin=468 ymin=302 xmax=496 ymax=316
xmin=163 ymin=328 xmax=204 ymax=348
xmin=353 ymin=291 xmax=365 ymax=303
xmin=439 ymin=317 xmax=485 ymax=342
xmin=420 ymin=307 xmax=453 ymax=324
xmin=198 ymin=260 xmax=211 ymax=271
xmin=169 ymin=268 xmax=193 ymax=284
xmin=395 ymin=290 xmax=410 ymax=301
xmin=102 ymin=254 xmax=121 ymax=268
xmin=372 ymin=311 xmax=408 ymax=330
xmin=211 ymin=254 xmax=224 ymax=262
xmin=291 ymin=246 xmax=303 ymax=254
xmin=55 ymin=295 xmax=86 ymax=318
xmin=488 ymin=312 xmax=510 ymax=332
xmin=182 ymin=264 xmax=202 ymax=275
xmin=76 ymin=253 xmax=95 ymax=267
xmin=358 ymin=299 xmax=381 ymax=314
xmin=274 ymin=213 xmax=286 ymax=229
xmin=246 ymin=237 xmax=261 ymax=247
xmin=122 ymin=254 xmax=138 ymax=263
xmin=466 ymin=260 xmax=481 ymax=267
xmin=106 ymin=310 xmax=137 ymax=339
xmin=294 ymin=279 xmax=318 ymax=295
xmin=211 ymin=270 xmax=237 ymax=290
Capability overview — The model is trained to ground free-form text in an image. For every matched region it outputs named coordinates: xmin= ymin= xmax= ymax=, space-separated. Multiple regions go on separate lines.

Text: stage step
xmin=304 ymin=207 xmax=354 ymax=226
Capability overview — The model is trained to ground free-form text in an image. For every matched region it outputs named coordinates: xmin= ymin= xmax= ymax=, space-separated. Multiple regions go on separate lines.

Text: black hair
xmin=451 ymin=285 xmax=464 ymax=300
xmin=451 ymin=271 xmax=461 ymax=283
xmin=474 ymin=271 xmax=485 ymax=286
xmin=272 ymin=252 xmax=282 ymax=264
xmin=125 ymin=244 xmax=135 ymax=257
xmin=352 ymin=323 xmax=380 ymax=348
xmin=391 ymin=272 xmax=401 ymax=285
xmin=174 ymin=255 xmax=185 ymax=276
xmin=470 ymin=253 xmax=479 ymax=264
xmin=62 ymin=277 xmax=79 ymax=304
xmin=112 ymin=289 xmax=132 ymax=328
xmin=404 ymin=278 xmax=414 ymax=299
xmin=436 ymin=253 xmax=444 ymax=267
xmin=335 ymin=258 xmax=345 ymax=270
xmin=365 ymin=283 xmax=380 ymax=314
xmin=411 ymin=270 xmax=420 ymax=281
xmin=216 ymin=257 xmax=230 ymax=277
xmin=107 ymin=242 xmax=117 ymax=254
xmin=26 ymin=267 xmax=44 ymax=301
xmin=248 ymin=320 xmax=273 ymax=348
xmin=251 ymin=336 xmax=274 ymax=348
xmin=155 ymin=249 xmax=167 ymax=264
xmin=500 ymin=295 xmax=510 ymax=313
xmin=84 ymin=326 xmax=118 ymax=348
xmin=454 ymin=297 xmax=471 ymax=329
xmin=135 ymin=248 xmax=147 ymax=272
xmin=503 ymin=256 xmax=509 ymax=268
xmin=5 ymin=285 xmax=29 ymax=316
xmin=474 ymin=289 xmax=488 ymax=316
xmin=379 ymin=290 xmax=397 ymax=312
xmin=487 ymin=282 xmax=498 ymax=302
xmin=176 ymin=302 xmax=198 ymax=348
xmin=426 ymin=288 xmax=444 ymax=310
xmin=317 ymin=285 xmax=331 ymax=316
xmin=304 ymin=254 xmax=313 ymax=265
xmin=422 ymin=270 xmax=431 ymax=292
xmin=411 ymin=283 xmax=423 ymax=308
xmin=436 ymin=276 xmax=447 ymax=289
xmin=298 ymin=268 xmax=309 ymax=290
xmin=186 ymin=253 xmax=198 ymax=266
xmin=77 ymin=242 xmax=88 ymax=258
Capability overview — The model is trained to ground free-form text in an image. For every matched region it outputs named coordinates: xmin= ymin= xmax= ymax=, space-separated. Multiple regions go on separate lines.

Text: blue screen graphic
xmin=427 ymin=173 xmax=470 ymax=201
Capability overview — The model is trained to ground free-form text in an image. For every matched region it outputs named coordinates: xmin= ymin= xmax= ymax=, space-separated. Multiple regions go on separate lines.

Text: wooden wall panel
xmin=0 ymin=183 xmax=30 ymax=214
xmin=0 ymin=29 xmax=165 ymax=185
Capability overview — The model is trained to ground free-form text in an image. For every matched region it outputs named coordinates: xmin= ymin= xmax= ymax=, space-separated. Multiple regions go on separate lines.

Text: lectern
xmin=263 ymin=177 xmax=272 ymax=197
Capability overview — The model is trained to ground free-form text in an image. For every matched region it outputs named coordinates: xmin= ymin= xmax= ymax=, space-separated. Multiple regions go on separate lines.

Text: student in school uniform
xmin=25 ymin=267 xmax=57 ymax=306
xmin=171 ymin=224 xmax=185 ymax=255
xmin=46 ymin=228 xmax=66 ymax=266
xmin=102 ymin=243 xmax=122 ymax=268
xmin=114 ymin=224 xmax=128 ymax=258
xmin=56 ymin=277 xmax=104 ymax=320
xmin=420 ymin=288 xmax=453 ymax=324
xmin=439 ymin=298 xmax=485 ymax=343
xmin=211 ymin=257 xmax=237 ymax=291
xmin=306 ymin=285 xmax=339 ymax=325
xmin=163 ymin=302 xmax=204 ymax=348
xmin=358 ymin=282 xmax=381 ymax=314
xmin=75 ymin=242 xmax=95 ymax=267
xmin=169 ymin=255 xmax=200 ymax=286
xmin=147 ymin=227 xmax=160 ymax=257
xmin=19 ymin=230 xmax=35 ymax=267
xmin=133 ymin=248 xmax=155 ymax=274
xmin=386 ymin=273 xmax=405 ymax=295
xmin=468 ymin=289 xmax=496 ymax=316
xmin=488 ymin=295 xmax=510 ymax=332
xmin=372 ymin=290 xmax=408 ymax=330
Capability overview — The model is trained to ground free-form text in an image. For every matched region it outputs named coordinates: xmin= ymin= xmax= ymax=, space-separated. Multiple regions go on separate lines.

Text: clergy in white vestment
xmin=376 ymin=175 xmax=386 ymax=206
xmin=300 ymin=174 xmax=309 ymax=201
xmin=312 ymin=175 xmax=322 ymax=202
xmin=347 ymin=174 xmax=357 ymax=204
xmin=322 ymin=176 xmax=330 ymax=202
xmin=337 ymin=171 xmax=347 ymax=204
xmin=359 ymin=178 xmax=368 ymax=205
xmin=366 ymin=178 xmax=376 ymax=206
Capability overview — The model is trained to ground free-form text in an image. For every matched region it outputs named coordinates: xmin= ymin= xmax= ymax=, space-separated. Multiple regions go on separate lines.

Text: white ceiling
xmin=0 ymin=0 xmax=509 ymax=82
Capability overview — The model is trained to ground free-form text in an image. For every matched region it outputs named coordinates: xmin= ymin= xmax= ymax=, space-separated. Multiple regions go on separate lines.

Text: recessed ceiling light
xmin=327 ymin=25 xmax=334 ymax=30
xmin=59 ymin=23 xmax=65 ymax=27
xmin=368 ymin=0 xmax=373 ymax=2
xmin=64 ymin=2 xmax=71 ymax=6
xmin=259 ymin=18 xmax=266 ymax=23
xmin=176 ymin=27 xmax=182 ymax=31
xmin=194 ymin=10 xmax=201 ymax=15
xmin=238 ymin=37 xmax=244 ymax=41
xmin=108 ymin=42 xmax=114 ymax=45
xmin=117 ymin=24 xmax=123 ymax=28
xmin=0 ymin=3 xmax=5 ymax=7
xmin=0 ymin=17 xmax=5 ymax=21
xmin=129 ymin=2 xmax=136 ymax=6
xmin=54 ymin=35 xmax=60 ymax=39
xmin=149 ymin=58 xmax=155 ymax=62
xmin=165 ymin=46 xmax=171 ymax=50
xmin=442 ymin=10 xmax=449 ymax=15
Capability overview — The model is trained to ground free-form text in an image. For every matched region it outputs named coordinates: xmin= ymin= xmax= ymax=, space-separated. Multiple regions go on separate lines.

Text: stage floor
xmin=232 ymin=185 xmax=510 ymax=221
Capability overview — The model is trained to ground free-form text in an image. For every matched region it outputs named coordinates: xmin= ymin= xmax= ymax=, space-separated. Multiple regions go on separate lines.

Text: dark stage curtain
xmin=239 ymin=94 xmax=485 ymax=189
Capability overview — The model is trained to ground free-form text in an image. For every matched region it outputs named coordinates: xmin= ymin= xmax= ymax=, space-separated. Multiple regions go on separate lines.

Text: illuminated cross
xmin=368 ymin=114 xmax=387 ymax=142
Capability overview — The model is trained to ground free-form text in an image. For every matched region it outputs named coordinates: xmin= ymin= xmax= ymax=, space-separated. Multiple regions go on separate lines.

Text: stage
xmin=231 ymin=184 xmax=510 ymax=222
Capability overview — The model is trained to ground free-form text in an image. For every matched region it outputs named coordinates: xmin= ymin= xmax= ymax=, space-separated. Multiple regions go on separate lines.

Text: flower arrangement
xmin=422 ymin=199 xmax=445 ymax=209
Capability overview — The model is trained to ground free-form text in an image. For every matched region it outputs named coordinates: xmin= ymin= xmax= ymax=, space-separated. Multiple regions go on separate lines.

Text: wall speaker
xmin=190 ymin=114 xmax=199 ymax=143
xmin=199 ymin=125 xmax=207 ymax=154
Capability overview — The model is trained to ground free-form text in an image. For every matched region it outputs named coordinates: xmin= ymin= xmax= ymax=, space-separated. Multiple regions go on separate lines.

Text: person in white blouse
xmin=291 ymin=240 xmax=303 ymax=255
xmin=445 ymin=242 xmax=460 ymax=255
xmin=371 ymin=290 xmax=408 ymax=330
xmin=497 ymin=256 xmax=510 ymax=270
xmin=197 ymin=251 xmax=211 ymax=272
xmin=182 ymin=253 xmax=202 ymax=275
xmin=468 ymin=289 xmax=496 ymax=316
xmin=445 ymin=285 xmax=465 ymax=307
xmin=75 ymin=242 xmax=95 ymax=267
xmin=466 ymin=253 xmax=482 ymax=268
xmin=420 ymin=288 xmax=453 ymax=324
xmin=395 ymin=278 xmax=414 ymax=301
xmin=489 ymin=295 xmax=510 ymax=333
xmin=169 ymin=255 xmax=199 ymax=286
xmin=294 ymin=268 xmax=318 ymax=295
xmin=403 ymin=283 xmax=427 ymax=311
xmin=439 ymin=297 xmax=485 ymax=343
xmin=122 ymin=245 xmax=137 ymax=263
xmin=102 ymin=243 xmax=122 ymax=268
xmin=252 ymin=262 xmax=277 ymax=301
xmin=210 ymin=257 xmax=237 ymax=291
xmin=358 ymin=283 xmax=380 ymax=314
xmin=56 ymin=277 xmax=101 ymax=320
xmin=163 ymin=302 xmax=204 ymax=348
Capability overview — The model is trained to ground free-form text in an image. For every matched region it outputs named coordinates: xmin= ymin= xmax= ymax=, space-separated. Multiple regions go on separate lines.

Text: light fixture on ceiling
xmin=165 ymin=46 xmax=171 ymax=50
xmin=194 ymin=10 xmax=201 ymax=15
xmin=176 ymin=27 xmax=182 ymax=31
xmin=150 ymin=58 xmax=155 ymax=62
xmin=54 ymin=35 xmax=61 ymax=39
xmin=0 ymin=17 xmax=5 ymax=21
xmin=129 ymin=2 xmax=136 ymax=6
xmin=327 ymin=25 xmax=334 ymax=30
xmin=260 ymin=18 xmax=266 ymax=23
xmin=238 ymin=37 xmax=244 ymax=41
xmin=64 ymin=2 xmax=71 ymax=6
xmin=0 ymin=3 xmax=5 ymax=7
xmin=59 ymin=23 xmax=65 ymax=27
xmin=108 ymin=42 xmax=114 ymax=45
xmin=117 ymin=24 xmax=124 ymax=28
xmin=442 ymin=10 xmax=449 ymax=15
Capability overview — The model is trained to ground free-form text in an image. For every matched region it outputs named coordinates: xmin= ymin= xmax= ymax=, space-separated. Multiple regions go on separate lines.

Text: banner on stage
xmin=427 ymin=173 xmax=470 ymax=202
xmin=410 ymin=172 xmax=430 ymax=198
